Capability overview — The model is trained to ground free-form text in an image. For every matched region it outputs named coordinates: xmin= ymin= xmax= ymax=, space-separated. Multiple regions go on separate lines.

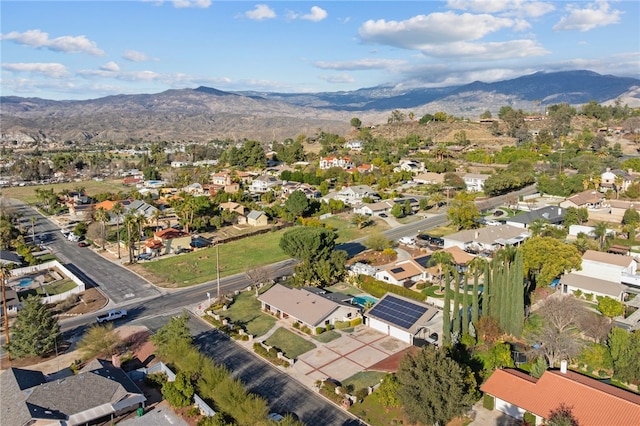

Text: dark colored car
xmin=175 ymin=248 xmax=192 ymax=254
xmin=77 ymin=241 xmax=89 ymax=247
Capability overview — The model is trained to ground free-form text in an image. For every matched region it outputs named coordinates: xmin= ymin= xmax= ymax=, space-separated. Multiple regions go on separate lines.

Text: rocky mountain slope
xmin=1 ymin=70 xmax=638 ymax=145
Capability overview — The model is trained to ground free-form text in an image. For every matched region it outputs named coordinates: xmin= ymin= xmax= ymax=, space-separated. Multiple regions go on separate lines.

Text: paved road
xmin=137 ymin=313 xmax=366 ymax=426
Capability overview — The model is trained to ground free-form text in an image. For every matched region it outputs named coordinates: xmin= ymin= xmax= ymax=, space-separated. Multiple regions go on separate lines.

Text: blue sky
xmin=1 ymin=0 xmax=639 ymax=100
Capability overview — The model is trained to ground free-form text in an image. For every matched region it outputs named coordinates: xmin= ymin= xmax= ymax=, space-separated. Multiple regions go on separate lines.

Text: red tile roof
xmin=481 ymin=368 xmax=640 ymax=425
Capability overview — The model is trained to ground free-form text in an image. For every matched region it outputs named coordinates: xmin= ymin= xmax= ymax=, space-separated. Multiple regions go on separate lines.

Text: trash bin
xmin=137 ymin=407 xmax=144 ymax=417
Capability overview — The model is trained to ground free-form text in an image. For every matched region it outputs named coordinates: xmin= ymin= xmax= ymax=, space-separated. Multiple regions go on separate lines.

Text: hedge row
xmin=358 ymin=275 xmax=426 ymax=302
xmin=252 ymin=343 xmax=289 ymax=367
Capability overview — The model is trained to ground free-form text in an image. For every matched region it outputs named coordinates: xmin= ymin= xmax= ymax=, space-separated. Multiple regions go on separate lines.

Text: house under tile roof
xmin=582 ymin=249 xmax=636 ymax=267
xmin=481 ymin=368 xmax=640 ymax=426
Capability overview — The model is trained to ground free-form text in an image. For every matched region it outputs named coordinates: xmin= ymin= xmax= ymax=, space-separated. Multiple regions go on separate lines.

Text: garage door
xmin=389 ymin=327 xmax=411 ymax=344
xmin=495 ymin=397 xmax=524 ymax=420
xmin=368 ymin=318 xmax=388 ymax=335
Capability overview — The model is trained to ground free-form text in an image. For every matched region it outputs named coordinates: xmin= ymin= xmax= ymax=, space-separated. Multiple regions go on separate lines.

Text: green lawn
xmin=222 ymin=291 xmax=276 ymax=337
xmin=264 ymin=327 xmax=317 ymax=359
xmin=342 ymin=371 xmax=387 ymax=392
xmin=139 ymin=229 xmax=289 ymax=287
xmin=312 ymin=330 xmax=341 ymax=343
xmin=1 ymin=179 xmax=130 ymax=205
xmin=20 ymin=279 xmax=77 ymax=299
xmin=349 ymin=391 xmax=409 ymax=426
xmin=321 ymin=215 xmax=390 ymax=243
xmin=324 ymin=282 xmax=362 ymax=296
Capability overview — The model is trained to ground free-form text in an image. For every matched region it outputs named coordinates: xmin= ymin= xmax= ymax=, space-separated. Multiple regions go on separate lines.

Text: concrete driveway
xmin=291 ymin=327 xmax=410 ymax=387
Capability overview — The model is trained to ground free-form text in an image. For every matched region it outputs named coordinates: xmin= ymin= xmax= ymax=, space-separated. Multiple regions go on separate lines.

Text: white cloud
xmin=245 ymin=4 xmax=276 ymax=21
xmin=172 ymin=0 xmax=211 ymax=8
xmin=421 ymin=39 xmax=549 ymax=60
xmin=359 ymin=12 xmax=516 ymax=48
xmin=299 ymin=6 xmax=328 ymax=22
xmin=553 ymin=1 xmax=623 ymax=32
xmin=314 ymin=58 xmax=407 ymax=71
xmin=2 ymin=62 xmax=69 ymax=78
xmin=117 ymin=70 xmax=162 ymax=81
xmin=0 ymin=29 xmax=105 ymax=56
xmin=447 ymin=0 xmax=555 ymax=18
xmin=319 ymin=73 xmax=355 ymax=84
xmin=100 ymin=61 xmax=120 ymax=72
xmin=123 ymin=50 xmax=156 ymax=62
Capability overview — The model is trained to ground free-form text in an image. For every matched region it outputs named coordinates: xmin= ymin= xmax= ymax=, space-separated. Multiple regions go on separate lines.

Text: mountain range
xmin=1 ymin=70 xmax=639 ymax=145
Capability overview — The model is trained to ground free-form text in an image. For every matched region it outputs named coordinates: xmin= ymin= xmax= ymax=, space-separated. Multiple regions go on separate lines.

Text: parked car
xmin=77 ymin=241 xmax=89 ymax=247
xmin=96 ymin=309 xmax=127 ymax=323
xmin=174 ymin=248 xmax=192 ymax=254
xmin=268 ymin=413 xmax=284 ymax=422
xmin=136 ymin=253 xmax=153 ymax=261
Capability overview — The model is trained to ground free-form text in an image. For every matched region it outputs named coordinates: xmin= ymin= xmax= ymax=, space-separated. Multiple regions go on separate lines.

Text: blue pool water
xmin=352 ymin=295 xmax=378 ymax=307
xmin=18 ymin=278 xmax=33 ymax=287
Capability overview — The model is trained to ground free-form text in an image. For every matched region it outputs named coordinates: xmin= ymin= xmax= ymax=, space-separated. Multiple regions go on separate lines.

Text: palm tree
xmin=135 ymin=213 xmax=147 ymax=256
xmin=94 ymin=207 xmax=109 ymax=250
xmin=428 ymin=250 xmax=454 ymax=292
xmin=1 ymin=263 xmax=14 ymax=360
xmin=112 ymin=202 xmax=124 ymax=259
xmin=593 ymin=221 xmax=609 ymax=250
xmin=123 ymin=212 xmax=137 ymax=263
xmin=430 ymin=192 xmax=445 ymax=210
xmin=30 ymin=216 xmax=37 ymax=243
xmin=151 ymin=208 xmax=162 ymax=231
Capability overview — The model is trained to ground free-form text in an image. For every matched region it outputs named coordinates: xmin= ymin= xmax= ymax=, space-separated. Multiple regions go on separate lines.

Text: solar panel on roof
xmin=368 ymin=295 xmax=428 ymax=330
xmin=390 ymin=267 xmax=405 ymax=274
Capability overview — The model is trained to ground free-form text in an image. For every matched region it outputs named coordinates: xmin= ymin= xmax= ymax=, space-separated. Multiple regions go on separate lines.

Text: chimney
xmin=560 ymin=360 xmax=567 ymax=374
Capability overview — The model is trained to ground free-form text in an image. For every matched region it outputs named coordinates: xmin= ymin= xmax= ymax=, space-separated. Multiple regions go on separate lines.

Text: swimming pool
xmin=17 ymin=278 xmax=33 ymax=288
xmin=352 ymin=295 xmax=378 ymax=308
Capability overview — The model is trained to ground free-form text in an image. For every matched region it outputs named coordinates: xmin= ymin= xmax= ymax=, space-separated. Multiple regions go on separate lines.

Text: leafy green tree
xmin=577 ymin=342 xmax=612 ymax=372
xmin=143 ymin=166 xmax=162 ymax=180
xmin=365 ymin=232 xmax=392 ymax=251
xmin=530 ymin=356 xmax=548 ymax=378
xmin=151 ymin=311 xmax=193 ymax=357
xmin=522 ymin=237 xmax=582 ymax=287
xmin=390 ymin=203 xmax=405 ymax=218
xmin=563 ymin=207 xmax=589 ymax=227
xmin=447 ymin=192 xmax=481 ymax=230
xmin=162 ymin=371 xmax=194 ymax=408
xmin=6 ymin=295 xmax=60 ymax=358
xmin=622 ymin=208 xmax=640 ymax=225
xmin=607 ymin=328 xmax=640 ymax=384
xmin=284 ymin=190 xmax=311 ymax=219
xmin=77 ymin=323 xmax=121 ymax=360
xmin=396 ymin=346 xmax=476 ymax=426
xmin=279 ymin=226 xmax=337 ymax=262
xmin=484 ymin=342 xmax=515 ymax=372
xmin=597 ymin=296 xmax=625 ymax=318
xmin=350 ymin=117 xmax=362 ymax=128
xmin=377 ymin=373 xmax=401 ymax=408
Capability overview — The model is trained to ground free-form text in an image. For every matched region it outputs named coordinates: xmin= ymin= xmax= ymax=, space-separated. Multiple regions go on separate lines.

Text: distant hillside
xmin=1 ymin=70 xmax=638 ymax=144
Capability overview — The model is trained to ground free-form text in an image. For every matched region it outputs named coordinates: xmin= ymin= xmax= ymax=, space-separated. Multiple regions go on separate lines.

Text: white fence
xmin=10 ymin=260 xmax=86 ymax=304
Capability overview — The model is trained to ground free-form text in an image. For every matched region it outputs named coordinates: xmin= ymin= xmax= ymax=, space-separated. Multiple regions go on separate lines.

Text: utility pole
xmin=216 ymin=243 xmax=220 ymax=299
xmin=1 ymin=268 xmax=11 ymax=361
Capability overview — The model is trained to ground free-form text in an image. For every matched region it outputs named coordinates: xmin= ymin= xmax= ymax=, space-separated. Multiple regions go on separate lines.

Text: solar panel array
xmin=390 ymin=267 xmax=405 ymax=274
xmin=368 ymin=294 xmax=428 ymax=330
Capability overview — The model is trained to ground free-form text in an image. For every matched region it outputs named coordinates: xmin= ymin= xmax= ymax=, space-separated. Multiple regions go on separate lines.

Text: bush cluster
xmin=252 ymin=343 xmax=289 ymax=367
xmin=358 ymin=275 xmax=426 ymax=301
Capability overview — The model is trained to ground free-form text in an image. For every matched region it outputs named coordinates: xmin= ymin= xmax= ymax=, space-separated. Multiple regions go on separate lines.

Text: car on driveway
xmin=174 ymin=248 xmax=192 ymax=254
xmin=136 ymin=253 xmax=153 ymax=261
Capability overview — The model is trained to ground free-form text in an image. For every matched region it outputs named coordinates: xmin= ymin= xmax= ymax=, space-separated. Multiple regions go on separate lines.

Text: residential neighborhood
xmin=2 ymin=101 xmax=640 ymax=426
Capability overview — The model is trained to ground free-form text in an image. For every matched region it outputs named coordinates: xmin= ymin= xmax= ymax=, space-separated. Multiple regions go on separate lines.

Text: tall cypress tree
xmin=482 ymin=259 xmax=490 ymax=318
xmin=452 ymin=270 xmax=461 ymax=337
xmin=512 ymin=249 xmax=525 ymax=337
xmin=472 ymin=260 xmax=480 ymax=325
xmin=462 ymin=271 xmax=469 ymax=335
xmin=443 ymin=271 xmax=452 ymax=346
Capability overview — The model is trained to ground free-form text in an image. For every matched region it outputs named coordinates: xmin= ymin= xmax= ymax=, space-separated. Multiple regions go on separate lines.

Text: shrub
xmin=325 ymin=323 xmax=333 ymax=332
xmin=483 ymin=394 xmax=494 ymax=410
xmin=144 ymin=372 xmax=168 ymax=387
xmin=315 ymin=326 xmax=325 ymax=335
xmin=292 ymin=322 xmax=300 ymax=329
xmin=585 ymin=293 xmax=594 ymax=301
xmin=335 ymin=320 xmax=350 ymax=329
xmin=573 ymin=289 xmax=583 ymax=298
xmin=350 ymin=317 xmax=363 ymax=327
xmin=187 ymin=406 xmax=200 ymax=417
xmin=523 ymin=411 xmax=536 ymax=425
xmin=381 ymin=248 xmax=397 ymax=256
xmin=358 ymin=275 xmax=426 ymax=302
xmin=69 ymin=359 xmax=83 ymax=375
xmin=416 ymin=282 xmax=428 ymax=290
xmin=355 ymin=388 xmax=369 ymax=402
xmin=300 ymin=326 xmax=311 ymax=334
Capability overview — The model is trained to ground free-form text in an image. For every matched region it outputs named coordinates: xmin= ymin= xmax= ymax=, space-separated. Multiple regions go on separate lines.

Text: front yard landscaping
xmin=264 ymin=327 xmax=317 ymax=359
xmin=218 ymin=291 xmax=276 ymax=337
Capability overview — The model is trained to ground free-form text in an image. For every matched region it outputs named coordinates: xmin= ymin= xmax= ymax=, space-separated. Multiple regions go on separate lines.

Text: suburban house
xmin=281 ymin=182 xmax=321 ymax=199
xmin=124 ymin=199 xmax=159 ymax=224
xmin=462 ymin=173 xmax=490 ymax=192
xmin=246 ymin=210 xmax=269 ymax=227
xmin=394 ymin=159 xmax=425 ymax=173
xmin=249 ymin=175 xmax=282 ymax=193
xmin=600 ymin=168 xmax=636 ymax=194
xmin=151 ymin=227 xmax=191 ymax=254
xmin=559 ymin=190 xmax=606 ymax=209
xmin=330 ymin=185 xmax=377 ymax=204
xmin=353 ymin=197 xmax=420 ymax=216
xmin=365 ymin=293 xmax=442 ymax=346
xmin=603 ymin=199 xmax=640 ymax=223
xmin=0 ymin=250 xmax=23 ymax=267
xmin=210 ymin=171 xmax=233 ymax=186
xmin=258 ymin=284 xmax=361 ymax=332
xmin=503 ymin=206 xmax=566 ymax=229
xmin=319 ymin=156 xmax=354 ymax=170
xmin=344 ymin=140 xmax=363 ymax=151
xmin=443 ymin=225 xmax=530 ymax=255
xmin=0 ymin=285 xmax=20 ymax=315
xmin=219 ymin=201 xmax=246 ymax=216
xmin=559 ymin=271 xmax=628 ymax=301
xmin=0 ymin=359 xmax=146 ymax=426
xmin=480 ymin=366 xmax=640 ymax=426
xmin=413 ymin=172 xmax=445 ymax=185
